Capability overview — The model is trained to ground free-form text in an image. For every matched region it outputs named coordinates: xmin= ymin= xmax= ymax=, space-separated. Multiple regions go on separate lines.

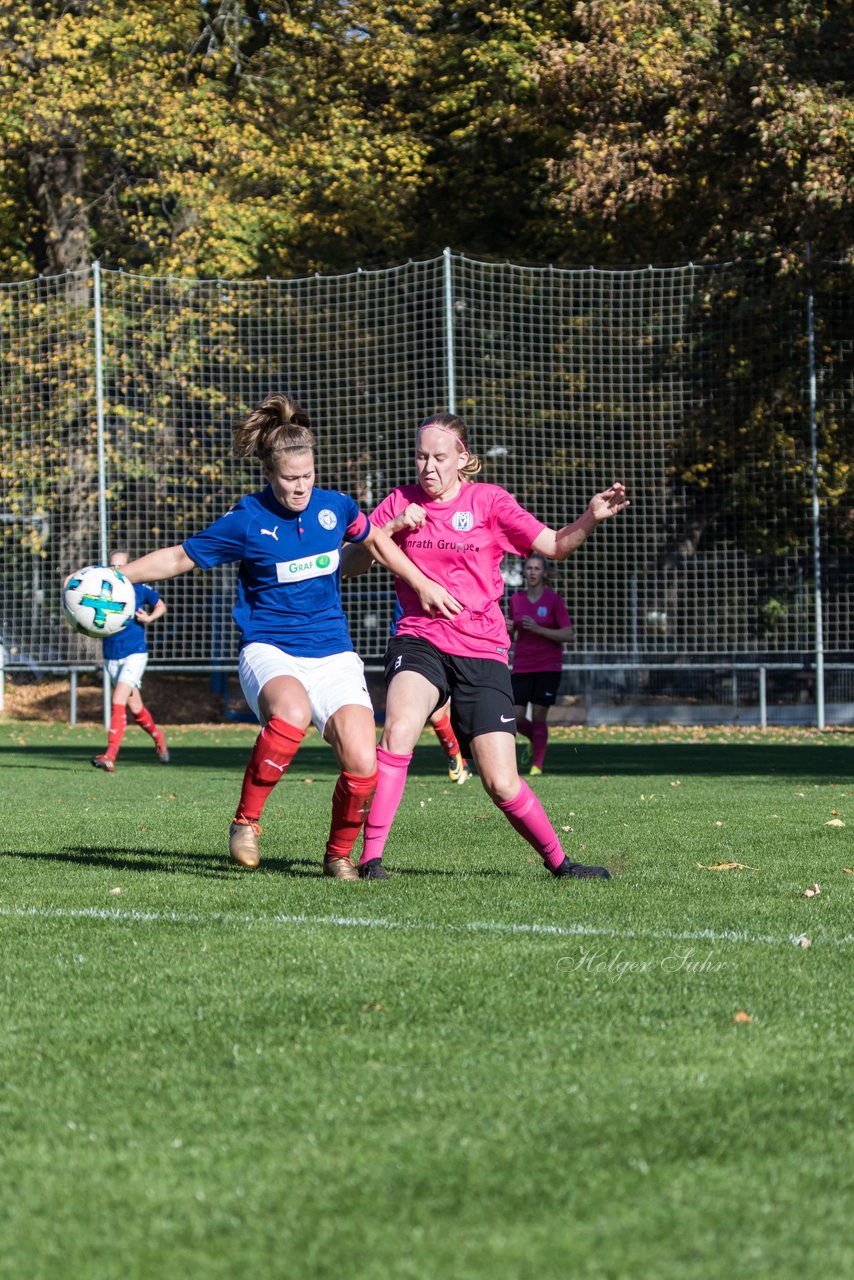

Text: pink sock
xmin=531 ymin=722 xmax=549 ymax=769
xmin=496 ymin=779 xmax=565 ymax=872
xmin=516 ymin=716 xmax=533 ymax=740
xmin=359 ymin=746 xmax=412 ymax=865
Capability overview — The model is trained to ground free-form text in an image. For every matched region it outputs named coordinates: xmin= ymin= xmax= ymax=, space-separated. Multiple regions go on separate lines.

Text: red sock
xmin=516 ymin=716 xmax=533 ymax=740
xmin=496 ymin=779 xmax=565 ymax=872
xmin=431 ymin=712 xmax=460 ymax=759
xmin=105 ymin=704 xmax=127 ymax=760
xmin=132 ymin=704 xmax=161 ymax=743
xmin=234 ymin=717 xmax=305 ymax=823
xmin=326 ymin=769 xmax=379 ymax=859
xmin=531 ymin=721 xmax=549 ymax=769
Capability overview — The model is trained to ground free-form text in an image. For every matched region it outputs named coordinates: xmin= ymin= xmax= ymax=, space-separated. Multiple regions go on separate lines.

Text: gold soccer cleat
xmin=229 ymin=820 xmax=262 ymax=869
xmin=322 ymin=854 xmax=360 ymax=881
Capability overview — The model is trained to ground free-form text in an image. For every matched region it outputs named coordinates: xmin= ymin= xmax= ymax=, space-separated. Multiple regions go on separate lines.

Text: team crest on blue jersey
xmin=318 ymin=509 xmax=338 ymax=530
xmin=452 ymin=511 xmax=474 ymax=533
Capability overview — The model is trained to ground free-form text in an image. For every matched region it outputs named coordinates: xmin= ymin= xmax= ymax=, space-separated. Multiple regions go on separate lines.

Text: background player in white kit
xmin=91 ymin=549 xmax=170 ymax=773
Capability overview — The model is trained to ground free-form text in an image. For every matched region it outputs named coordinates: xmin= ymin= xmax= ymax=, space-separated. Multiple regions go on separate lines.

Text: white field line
xmin=0 ymin=904 xmax=851 ymax=950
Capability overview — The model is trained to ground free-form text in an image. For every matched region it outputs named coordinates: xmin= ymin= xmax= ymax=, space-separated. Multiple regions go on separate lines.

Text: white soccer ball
xmin=62 ymin=565 xmax=137 ymax=639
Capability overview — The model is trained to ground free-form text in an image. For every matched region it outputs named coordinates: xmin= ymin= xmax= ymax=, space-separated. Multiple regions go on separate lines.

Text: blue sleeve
xmin=343 ymin=505 xmax=371 ymax=544
xmin=138 ymin=584 xmax=160 ymax=611
xmin=183 ymin=509 xmax=247 ymax=570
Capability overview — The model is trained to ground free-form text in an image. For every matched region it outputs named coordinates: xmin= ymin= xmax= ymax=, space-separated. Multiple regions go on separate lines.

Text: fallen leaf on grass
xmin=561 ymin=825 xmax=574 ymax=833
xmin=360 ymin=1002 xmax=385 ymax=1013
xmin=696 ymin=861 xmax=761 ymax=871
xmin=843 ymin=868 xmax=853 ymax=875
xmin=733 ymin=1011 xmax=752 ymax=1024
xmin=108 ymin=887 xmax=122 ymax=896
xmin=825 ymin=818 xmax=845 ymax=827
xmin=794 ymin=935 xmax=812 ymax=948
xmin=801 ymin=883 xmax=821 ymax=897
xmin=713 ymin=821 xmax=723 ymax=827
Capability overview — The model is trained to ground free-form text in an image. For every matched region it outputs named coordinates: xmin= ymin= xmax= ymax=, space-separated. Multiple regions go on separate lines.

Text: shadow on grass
xmin=538 ymin=741 xmax=854 ymax=779
xmin=1 ymin=847 xmax=510 ymax=880
xmin=3 ymin=739 xmax=851 ymax=781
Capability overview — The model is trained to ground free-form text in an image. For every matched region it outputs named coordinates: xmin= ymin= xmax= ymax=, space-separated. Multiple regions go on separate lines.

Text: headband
xmin=417 ymin=423 xmax=467 ymax=445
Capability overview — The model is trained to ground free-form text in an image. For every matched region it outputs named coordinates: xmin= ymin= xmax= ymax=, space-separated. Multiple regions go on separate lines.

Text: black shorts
xmin=511 ymin=669 xmax=562 ymax=709
xmin=385 ymin=635 xmax=517 ymax=756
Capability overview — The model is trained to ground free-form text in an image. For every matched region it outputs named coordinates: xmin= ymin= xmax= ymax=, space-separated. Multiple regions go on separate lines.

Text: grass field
xmin=1 ymin=722 xmax=851 ymax=1280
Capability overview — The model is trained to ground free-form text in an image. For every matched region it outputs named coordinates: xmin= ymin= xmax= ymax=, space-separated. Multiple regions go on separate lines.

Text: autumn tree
xmin=531 ymin=0 xmax=854 ymax=264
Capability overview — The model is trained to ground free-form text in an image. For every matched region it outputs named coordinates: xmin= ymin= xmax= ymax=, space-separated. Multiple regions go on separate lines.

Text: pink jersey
xmin=510 ymin=587 xmax=573 ymax=673
xmin=371 ymin=482 xmax=546 ymax=662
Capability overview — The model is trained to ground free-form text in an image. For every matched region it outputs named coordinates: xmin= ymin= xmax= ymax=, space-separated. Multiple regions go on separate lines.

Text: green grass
xmin=1 ymin=722 xmax=851 ymax=1280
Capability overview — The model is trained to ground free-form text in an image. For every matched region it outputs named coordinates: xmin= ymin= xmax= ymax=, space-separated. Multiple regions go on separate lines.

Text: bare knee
xmin=339 ymin=743 xmax=378 ymax=777
xmin=483 ymin=776 xmax=520 ymax=806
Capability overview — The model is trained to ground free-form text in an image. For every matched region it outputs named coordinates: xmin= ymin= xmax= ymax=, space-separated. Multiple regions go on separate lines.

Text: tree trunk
xmin=27 ymin=139 xmax=90 ymax=297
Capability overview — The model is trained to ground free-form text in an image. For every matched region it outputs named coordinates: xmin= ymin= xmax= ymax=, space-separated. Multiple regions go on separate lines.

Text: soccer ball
xmin=62 ymin=565 xmax=137 ymax=639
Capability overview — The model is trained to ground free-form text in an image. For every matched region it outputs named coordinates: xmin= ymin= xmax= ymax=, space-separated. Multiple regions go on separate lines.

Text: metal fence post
xmin=443 ymin=247 xmax=456 ymax=414
xmin=806 ymin=245 xmax=825 ymax=730
xmin=92 ymin=260 xmax=111 ymax=729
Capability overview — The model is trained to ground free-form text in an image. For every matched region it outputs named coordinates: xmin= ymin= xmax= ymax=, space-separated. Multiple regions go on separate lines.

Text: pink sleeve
xmin=492 ymin=488 xmax=547 ymax=554
xmin=370 ymin=489 xmax=406 ymax=529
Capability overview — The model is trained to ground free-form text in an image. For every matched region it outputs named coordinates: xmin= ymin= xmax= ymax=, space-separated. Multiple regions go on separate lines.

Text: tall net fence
xmin=1 ymin=252 xmax=852 ymax=682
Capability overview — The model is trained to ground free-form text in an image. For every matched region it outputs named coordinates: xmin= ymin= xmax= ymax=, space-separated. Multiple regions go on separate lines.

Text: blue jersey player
xmin=91 ymin=549 xmax=170 ymax=772
xmin=119 ymin=393 xmax=461 ymax=878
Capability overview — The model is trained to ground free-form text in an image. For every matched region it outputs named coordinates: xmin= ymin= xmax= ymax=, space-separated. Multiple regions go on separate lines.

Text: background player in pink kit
xmin=117 ymin=394 xmax=460 ymax=878
xmin=510 ymin=552 xmax=575 ymax=776
xmin=345 ymin=411 xmax=629 ymax=881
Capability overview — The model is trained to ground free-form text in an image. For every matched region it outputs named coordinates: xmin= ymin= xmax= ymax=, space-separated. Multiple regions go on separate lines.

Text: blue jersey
xmin=183 ymin=485 xmax=370 ymax=657
xmin=102 ymin=583 xmax=160 ymax=660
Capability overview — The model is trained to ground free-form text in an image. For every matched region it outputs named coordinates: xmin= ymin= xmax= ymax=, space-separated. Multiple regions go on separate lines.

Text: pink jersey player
xmin=371 ymin=481 xmax=545 ymax=662
xmin=344 ymin=411 xmax=629 ymax=883
xmin=510 ymin=553 xmax=575 ymax=776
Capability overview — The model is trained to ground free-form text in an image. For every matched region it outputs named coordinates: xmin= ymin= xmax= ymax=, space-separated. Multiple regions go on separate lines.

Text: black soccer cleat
xmin=552 ymin=856 xmax=611 ymax=880
xmin=358 ymin=858 xmax=390 ymax=881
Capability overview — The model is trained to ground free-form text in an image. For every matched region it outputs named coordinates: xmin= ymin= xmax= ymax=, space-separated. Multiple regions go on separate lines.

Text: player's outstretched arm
xmin=363 ymin=524 xmax=462 ymax=620
xmin=533 ymin=483 xmax=629 ymax=561
xmin=341 ymin=504 xmax=427 ymax=580
xmin=122 ymin=545 xmax=195 ymax=584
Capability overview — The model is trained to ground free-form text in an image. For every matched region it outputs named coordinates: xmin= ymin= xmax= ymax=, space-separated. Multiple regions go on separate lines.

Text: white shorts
xmin=239 ymin=643 xmax=373 ymax=736
xmin=105 ymin=652 xmax=148 ymax=690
